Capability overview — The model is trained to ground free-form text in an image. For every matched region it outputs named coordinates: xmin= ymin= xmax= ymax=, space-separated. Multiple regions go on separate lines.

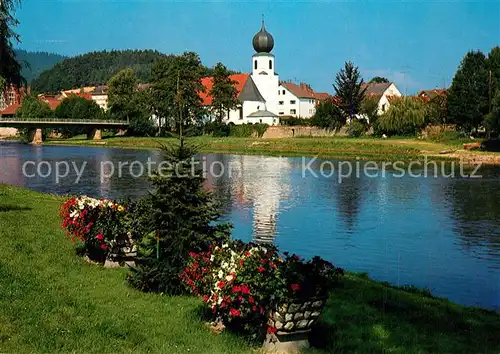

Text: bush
xmin=376 ymin=97 xmax=429 ymax=136
xmin=60 ymin=196 xmax=131 ymax=262
xmin=347 ymin=120 xmax=366 ymax=137
xmin=204 ymin=121 xmax=230 ymax=137
xmin=280 ymin=117 xmax=310 ymax=126
xmin=180 ymin=239 xmax=343 ymax=336
xmin=310 ymin=99 xmax=345 ymax=131
xmin=229 ymin=123 xmax=268 ymax=137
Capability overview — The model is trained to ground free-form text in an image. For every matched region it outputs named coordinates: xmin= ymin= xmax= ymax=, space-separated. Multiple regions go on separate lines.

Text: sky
xmin=14 ymin=0 xmax=500 ymax=94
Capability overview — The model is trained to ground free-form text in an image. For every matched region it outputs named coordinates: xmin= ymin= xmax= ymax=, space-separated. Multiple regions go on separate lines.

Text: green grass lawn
xmin=1 ymin=185 xmax=499 ymax=353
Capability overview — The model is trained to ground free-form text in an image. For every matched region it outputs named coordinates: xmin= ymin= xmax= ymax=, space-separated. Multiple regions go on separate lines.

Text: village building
xmin=417 ymin=89 xmax=447 ymax=102
xmin=361 ymin=82 xmax=402 ymax=115
xmin=200 ymin=21 xmax=328 ymax=125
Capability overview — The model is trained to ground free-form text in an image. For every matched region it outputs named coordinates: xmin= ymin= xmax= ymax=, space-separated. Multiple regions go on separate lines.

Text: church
xmin=200 ymin=21 xmax=329 ymax=125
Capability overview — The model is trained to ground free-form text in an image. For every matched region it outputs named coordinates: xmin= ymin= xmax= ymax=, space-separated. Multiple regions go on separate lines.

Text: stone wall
xmin=262 ymin=126 xmax=347 ymax=139
xmin=0 ymin=128 xmax=18 ymax=137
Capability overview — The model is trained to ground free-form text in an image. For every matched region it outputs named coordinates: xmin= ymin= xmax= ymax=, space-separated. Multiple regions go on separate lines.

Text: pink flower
xmin=291 ymin=283 xmax=301 ymax=292
xmin=258 ymin=267 xmax=265 ymax=273
xmin=96 ymin=233 xmax=104 ymax=241
xmin=229 ymin=308 xmax=241 ymax=317
xmin=100 ymin=243 xmax=108 ymax=250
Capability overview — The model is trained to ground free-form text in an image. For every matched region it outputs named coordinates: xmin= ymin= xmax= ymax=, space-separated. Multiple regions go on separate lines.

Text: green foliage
xmin=347 ymin=120 xmax=366 ymax=137
xmin=151 ymin=52 xmax=206 ymax=134
xmin=128 ymin=139 xmax=231 ymax=294
xmin=360 ymin=96 xmax=379 ymax=126
xmin=311 ymin=99 xmax=344 ymax=131
xmin=484 ymin=89 xmax=500 ymax=136
xmin=447 ymin=51 xmax=489 ymax=133
xmin=369 ymin=76 xmax=389 ymax=84
xmin=279 ymin=117 xmax=311 ymax=126
xmin=333 ymin=61 xmax=367 ymax=120
xmin=14 ymin=49 xmax=67 ymax=84
xmin=376 ymin=97 xmax=428 ymax=136
xmin=54 ymin=95 xmax=104 ymax=137
xmin=204 ymin=121 xmax=231 ymax=137
xmin=16 ymin=94 xmax=52 ymax=118
xmin=426 ymin=94 xmax=448 ymax=125
xmin=0 ymin=0 xmax=23 ymax=85
xmin=229 ymin=123 xmax=268 ymax=137
xmin=487 ymin=46 xmax=500 ymax=93
xmin=210 ymin=62 xmax=239 ymax=123
xmin=32 ymin=50 xmax=167 ymax=93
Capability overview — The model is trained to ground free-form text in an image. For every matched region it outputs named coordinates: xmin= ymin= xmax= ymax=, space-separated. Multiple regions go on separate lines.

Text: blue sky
xmin=14 ymin=0 xmax=500 ymax=94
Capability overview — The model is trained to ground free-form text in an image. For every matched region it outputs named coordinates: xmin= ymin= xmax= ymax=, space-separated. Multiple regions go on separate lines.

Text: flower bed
xmin=180 ymin=240 xmax=343 ymax=339
xmin=60 ymin=196 xmax=133 ymax=264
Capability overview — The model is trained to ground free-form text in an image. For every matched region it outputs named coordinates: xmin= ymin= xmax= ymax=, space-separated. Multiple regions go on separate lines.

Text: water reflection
xmin=1 ymin=141 xmax=500 ymax=310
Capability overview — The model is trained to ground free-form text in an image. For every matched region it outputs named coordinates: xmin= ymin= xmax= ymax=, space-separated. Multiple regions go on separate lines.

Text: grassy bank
xmin=1 ymin=185 xmax=499 ymax=353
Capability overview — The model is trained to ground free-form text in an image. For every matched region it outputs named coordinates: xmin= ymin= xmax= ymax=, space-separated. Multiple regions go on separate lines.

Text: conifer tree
xmin=333 ymin=61 xmax=367 ymax=121
xmin=0 ymin=0 xmax=23 ymax=85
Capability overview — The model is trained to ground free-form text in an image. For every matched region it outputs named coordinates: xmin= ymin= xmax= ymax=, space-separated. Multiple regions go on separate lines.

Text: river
xmin=1 ymin=140 xmax=499 ymax=311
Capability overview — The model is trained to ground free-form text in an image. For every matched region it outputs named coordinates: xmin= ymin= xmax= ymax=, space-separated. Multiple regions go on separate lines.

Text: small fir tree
xmin=333 ymin=61 xmax=367 ymax=121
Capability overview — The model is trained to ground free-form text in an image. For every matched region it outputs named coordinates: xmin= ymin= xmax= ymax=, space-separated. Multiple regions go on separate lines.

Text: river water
xmin=1 ymin=140 xmax=499 ymax=310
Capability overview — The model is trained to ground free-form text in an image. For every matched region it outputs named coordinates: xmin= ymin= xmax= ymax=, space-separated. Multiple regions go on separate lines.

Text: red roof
xmin=200 ymin=73 xmax=249 ymax=106
xmin=313 ymin=92 xmax=330 ymax=100
xmin=43 ymin=97 xmax=62 ymax=110
xmin=0 ymin=103 xmax=21 ymax=116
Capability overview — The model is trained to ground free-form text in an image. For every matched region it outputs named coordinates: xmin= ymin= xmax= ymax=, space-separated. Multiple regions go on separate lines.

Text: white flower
xmin=222 ymin=243 xmax=228 ymax=249
xmin=218 ymin=270 xmax=223 ymax=279
xmin=225 ymin=275 xmax=233 ymax=282
xmin=210 ymin=255 xmax=215 ymax=262
xmin=221 ymin=262 xmax=228 ymax=269
xmin=69 ymin=210 xmax=78 ymax=218
xmin=217 ymin=297 xmax=223 ymax=305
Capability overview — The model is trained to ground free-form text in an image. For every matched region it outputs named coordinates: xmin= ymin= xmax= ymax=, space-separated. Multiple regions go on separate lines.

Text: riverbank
xmin=44 ymin=136 xmax=500 ymax=164
xmin=1 ymin=184 xmax=499 ymax=353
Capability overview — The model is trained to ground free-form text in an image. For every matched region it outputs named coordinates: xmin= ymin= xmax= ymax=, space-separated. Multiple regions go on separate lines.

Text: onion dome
xmin=252 ymin=20 xmax=274 ymax=53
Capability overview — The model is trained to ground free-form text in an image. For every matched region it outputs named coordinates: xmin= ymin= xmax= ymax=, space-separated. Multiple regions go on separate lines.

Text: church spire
xmin=252 ymin=17 xmax=274 ymax=53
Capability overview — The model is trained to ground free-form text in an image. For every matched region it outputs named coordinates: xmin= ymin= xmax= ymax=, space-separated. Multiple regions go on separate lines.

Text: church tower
xmin=251 ymin=19 xmax=279 ymax=114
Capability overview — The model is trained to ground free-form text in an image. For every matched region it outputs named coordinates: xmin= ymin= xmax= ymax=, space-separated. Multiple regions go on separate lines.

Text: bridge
xmin=0 ymin=118 xmax=129 ymax=144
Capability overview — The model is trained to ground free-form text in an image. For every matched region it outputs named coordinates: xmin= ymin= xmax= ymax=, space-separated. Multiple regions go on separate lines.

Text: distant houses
xmin=361 ymin=82 xmax=402 ymax=115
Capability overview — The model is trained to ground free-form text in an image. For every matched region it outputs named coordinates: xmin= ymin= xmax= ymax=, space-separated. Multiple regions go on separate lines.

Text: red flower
xmin=249 ymin=296 xmax=255 ymax=304
xmin=100 ymin=243 xmax=108 ymax=250
xmin=238 ymin=296 xmax=243 ymax=301
xmin=217 ymin=281 xmax=226 ymax=289
xmin=245 ymin=251 xmax=251 ymax=257
xmin=240 ymin=285 xmax=251 ymax=294
xmin=229 ymin=308 xmax=241 ymax=317
xmin=291 ymin=283 xmax=301 ymax=292
xmin=260 ymin=306 xmax=264 ymax=314
xmin=258 ymin=267 xmax=265 ymax=273
xmin=189 ymin=252 xmax=196 ymax=258
xmin=202 ymin=295 xmax=209 ymax=303
xmin=252 ymin=305 xmax=257 ymax=311
xmin=232 ymin=286 xmax=241 ymax=293
xmin=239 ymin=259 xmax=244 ymax=266
xmin=96 ymin=233 xmax=104 ymax=241
xmin=267 ymin=326 xmax=277 ymax=334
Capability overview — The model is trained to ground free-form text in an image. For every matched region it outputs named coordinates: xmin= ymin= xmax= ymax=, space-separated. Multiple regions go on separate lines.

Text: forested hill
xmin=15 ymin=49 xmax=68 ymax=84
xmin=31 ymin=50 xmax=168 ymax=93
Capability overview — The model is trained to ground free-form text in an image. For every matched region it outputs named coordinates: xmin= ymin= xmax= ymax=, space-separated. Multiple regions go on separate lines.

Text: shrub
xmin=310 ymin=99 xmax=344 ymax=131
xmin=376 ymin=97 xmax=429 ymax=136
xmin=229 ymin=123 xmax=268 ymax=137
xmin=180 ymin=240 xmax=344 ymax=336
xmin=60 ymin=196 xmax=130 ymax=262
xmin=280 ymin=117 xmax=310 ymax=126
xmin=204 ymin=121 xmax=230 ymax=137
xmin=347 ymin=120 xmax=366 ymax=137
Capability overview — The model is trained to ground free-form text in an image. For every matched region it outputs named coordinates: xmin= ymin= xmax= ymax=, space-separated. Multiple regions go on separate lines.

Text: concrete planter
xmin=263 ymin=296 xmax=327 ymax=353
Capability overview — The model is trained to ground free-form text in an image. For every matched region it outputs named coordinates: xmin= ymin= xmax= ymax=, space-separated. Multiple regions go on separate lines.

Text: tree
xmin=108 ymin=68 xmax=138 ymax=121
xmin=484 ymin=89 xmax=500 ymax=136
xmin=0 ymin=0 xmax=23 ymax=85
xmin=128 ymin=139 xmax=231 ymax=294
xmin=150 ymin=52 xmax=206 ymax=134
xmin=369 ymin=76 xmax=389 ymax=84
xmin=487 ymin=46 xmax=500 ymax=94
xmin=447 ymin=51 xmax=489 ymax=133
xmin=376 ymin=97 xmax=428 ymax=136
xmin=16 ymin=94 xmax=51 ymax=118
xmin=210 ymin=62 xmax=239 ymax=123
xmin=54 ymin=95 xmax=104 ymax=137
xmin=360 ymin=96 xmax=379 ymax=126
xmin=310 ymin=99 xmax=344 ymax=131
xmin=333 ymin=61 xmax=367 ymax=121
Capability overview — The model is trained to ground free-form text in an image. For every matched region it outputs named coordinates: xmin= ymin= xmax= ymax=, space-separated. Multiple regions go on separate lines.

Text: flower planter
xmin=263 ymin=297 xmax=327 ymax=353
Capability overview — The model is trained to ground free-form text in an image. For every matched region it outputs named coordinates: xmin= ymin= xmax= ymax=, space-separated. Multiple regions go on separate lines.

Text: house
xmin=418 ymin=89 xmax=447 ymax=102
xmin=200 ymin=20 xmax=329 ymax=125
xmin=361 ymin=82 xmax=402 ymax=115
xmin=1 ymin=84 xmax=26 ymax=111
xmin=91 ymin=85 xmax=109 ymax=111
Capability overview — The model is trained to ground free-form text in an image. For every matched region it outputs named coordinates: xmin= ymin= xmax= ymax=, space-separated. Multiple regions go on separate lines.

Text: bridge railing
xmin=0 ymin=117 xmax=129 ymax=124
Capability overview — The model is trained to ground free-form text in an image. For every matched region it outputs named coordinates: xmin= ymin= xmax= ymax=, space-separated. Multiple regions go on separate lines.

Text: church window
xmin=279 ymin=112 xmax=284 ymax=115
xmin=279 ymin=101 xmax=284 ymax=105
xmin=290 ymin=100 xmax=296 ymax=104
xmin=254 ymin=60 xmax=257 ymax=70
xmin=269 ymin=60 xmax=272 ymax=70
xmin=259 ymin=119 xmax=262 ymax=123
xmin=290 ymin=109 xmax=296 ymax=115
xmin=282 ymin=90 xmax=285 ymax=95
xmin=239 ymin=107 xmax=243 ymax=120
xmin=278 ymin=90 xmax=280 ymax=95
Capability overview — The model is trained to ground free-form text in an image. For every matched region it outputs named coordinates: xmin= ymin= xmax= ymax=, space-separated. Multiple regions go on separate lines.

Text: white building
xmin=201 ymin=21 xmax=328 ymax=125
xmin=361 ymin=82 xmax=402 ymax=115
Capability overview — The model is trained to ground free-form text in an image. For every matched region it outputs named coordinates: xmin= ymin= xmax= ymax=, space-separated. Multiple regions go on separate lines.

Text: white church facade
xmin=200 ymin=21 xmax=328 ymax=125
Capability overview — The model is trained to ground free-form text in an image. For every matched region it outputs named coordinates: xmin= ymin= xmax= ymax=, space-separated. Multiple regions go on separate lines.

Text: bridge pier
xmin=28 ymin=128 xmax=43 ymax=145
xmin=87 ymin=128 xmax=102 ymax=140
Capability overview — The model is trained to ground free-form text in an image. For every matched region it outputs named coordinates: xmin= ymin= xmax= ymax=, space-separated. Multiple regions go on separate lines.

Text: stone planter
xmin=104 ymin=233 xmax=137 ymax=268
xmin=263 ymin=297 xmax=327 ymax=353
